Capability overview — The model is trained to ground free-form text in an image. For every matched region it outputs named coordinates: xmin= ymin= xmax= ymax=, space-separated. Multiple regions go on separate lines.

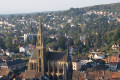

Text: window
xmin=39 ymin=67 xmax=41 ymax=72
xmin=39 ymin=59 xmax=41 ymax=66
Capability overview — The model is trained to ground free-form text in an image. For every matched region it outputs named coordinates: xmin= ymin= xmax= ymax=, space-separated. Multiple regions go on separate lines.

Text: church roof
xmin=48 ymin=51 xmax=68 ymax=61
xmin=30 ymin=49 xmax=69 ymax=61
xmin=1 ymin=59 xmax=24 ymax=67
xmin=30 ymin=49 xmax=37 ymax=60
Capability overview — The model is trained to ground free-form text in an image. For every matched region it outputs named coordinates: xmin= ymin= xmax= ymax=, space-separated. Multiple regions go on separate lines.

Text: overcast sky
xmin=0 ymin=0 xmax=120 ymax=14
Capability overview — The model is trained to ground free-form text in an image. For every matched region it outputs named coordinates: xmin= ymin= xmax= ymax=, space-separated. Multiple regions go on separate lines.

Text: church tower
xmin=36 ymin=16 xmax=46 ymax=74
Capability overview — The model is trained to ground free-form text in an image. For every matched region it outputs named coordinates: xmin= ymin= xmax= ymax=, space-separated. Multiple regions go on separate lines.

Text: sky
xmin=0 ymin=0 xmax=120 ymax=14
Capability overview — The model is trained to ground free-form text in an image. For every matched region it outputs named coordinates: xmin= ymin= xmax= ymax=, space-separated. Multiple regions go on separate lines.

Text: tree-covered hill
xmin=0 ymin=2 xmax=120 ymax=54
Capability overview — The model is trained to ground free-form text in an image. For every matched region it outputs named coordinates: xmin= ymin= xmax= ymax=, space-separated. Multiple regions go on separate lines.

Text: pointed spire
xmin=37 ymin=16 xmax=43 ymax=46
xmin=38 ymin=16 xmax=42 ymax=34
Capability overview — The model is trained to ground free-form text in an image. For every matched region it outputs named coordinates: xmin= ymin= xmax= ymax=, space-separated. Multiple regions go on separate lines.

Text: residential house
xmin=0 ymin=56 xmax=12 ymax=62
xmin=6 ymin=51 xmax=14 ymax=57
xmin=0 ymin=58 xmax=4 ymax=66
xmin=105 ymin=53 xmax=119 ymax=63
xmin=72 ymin=61 xmax=81 ymax=71
xmin=112 ymin=43 xmax=119 ymax=51
xmin=67 ymin=19 xmax=73 ymax=23
xmin=88 ymin=52 xmax=105 ymax=59
xmin=13 ymin=73 xmax=24 ymax=80
xmin=12 ymin=36 xmax=19 ymax=44
xmin=1 ymin=59 xmax=26 ymax=71
xmin=49 ymin=35 xmax=57 ymax=39
xmin=94 ymin=52 xmax=105 ymax=59
xmin=80 ymin=36 xmax=85 ymax=41
xmin=85 ymin=70 xmax=112 ymax=80
xmin=81 ymin=40 xmax=86 ymax=45
xmin=80 ymin=56 xmax=92 ymax=66
xmin=107 ymin=62 xmax=118 ymax=72
xmin=22 ymin=70 xmax=48 ymax=80
xmin=12 ymin=38 xmax=19 ymax=44
xmin=112 ymin=72 xmax=120 ymax=79
xmin=84 ymin=69 xmax=120 ymax=80
xmin=80 ymin=35 xmax=86 ymax=45
xmin=88 ymin=53 xmax=94 ymax=59
xmin=19 ymin=47 xmax=26 ymax=53
xmin=0 ymin=67 xmax=14 ymax=80
xmin=72 ymin=71 xmax=81 ymax=80
xmin=14 ymin=53 xmax=25 ymax=57
xmin=24 ymin=33 xmax=36 ymax=42
xmin=0 ymin=48 xmax=4 ymax=56
xmin=72 ymin=56 xmax=81 ymax=71
xmin=105 ymin=53 xmax=120 ymax=72
xmin=89 ymin=48 xmax=99 ymax=53
xmin=65 ymin=33 xmax=72 ymax=39
xmin=19 ymin=44 xmax=35 ymax=55
xmin=69 ymin=46 xmax=78 ymax=55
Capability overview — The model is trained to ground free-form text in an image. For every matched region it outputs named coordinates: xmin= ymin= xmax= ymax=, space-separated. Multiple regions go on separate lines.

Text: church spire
xmin=38 ymin=16 xmax=42 ymax=35
xmin=37 ymin=16 xmax=43 ymax=46
xmin=36 ymin=16 xmax=45 ymax=74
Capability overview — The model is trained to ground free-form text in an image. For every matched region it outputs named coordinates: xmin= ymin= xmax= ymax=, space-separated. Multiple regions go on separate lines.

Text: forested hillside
xmin=0 ymin=2 xmax=120 ymax=54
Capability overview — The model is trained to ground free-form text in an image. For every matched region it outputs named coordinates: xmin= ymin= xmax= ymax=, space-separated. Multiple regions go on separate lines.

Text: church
xmin=26 ymin=16 xmax=72 ymax=80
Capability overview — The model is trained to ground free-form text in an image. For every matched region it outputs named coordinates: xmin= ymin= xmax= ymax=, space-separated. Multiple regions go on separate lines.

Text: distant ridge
xmin=0 ymin=2 xmax=119 ymax=17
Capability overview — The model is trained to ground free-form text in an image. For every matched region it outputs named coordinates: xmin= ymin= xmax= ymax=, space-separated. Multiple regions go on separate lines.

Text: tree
xmin=4 ymin=36 xmax=12 ymax=50
xmin=31 ymin=36 xmax=37 ymax=45
xmin=57 ymin=36 xmax=67 ymax=50
xmin=68 ymin=38 xmax=74 ymax=46
xmin=0 ymin=38 xmax=4 ymax=48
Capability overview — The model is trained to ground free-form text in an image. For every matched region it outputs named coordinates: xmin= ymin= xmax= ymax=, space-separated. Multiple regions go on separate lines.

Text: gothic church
xmin=27 ymin=16 xmax=72 ymax=80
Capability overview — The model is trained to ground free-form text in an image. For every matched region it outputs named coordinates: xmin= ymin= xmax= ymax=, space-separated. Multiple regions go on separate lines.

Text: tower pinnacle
xmin=37 ymin=16 xmax=43 ymax=46
xmin=38 ymin=16 xmax=42 ymax=34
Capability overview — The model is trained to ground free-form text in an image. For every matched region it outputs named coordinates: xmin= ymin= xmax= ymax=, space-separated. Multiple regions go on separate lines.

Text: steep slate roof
xmin=71 ymin=55 xmax=89 ymax=62
xmin=30 ymin=49 xmax=69 ymax=61
xmin=0 ymin=58 xmax=4 ymax=63
xmin=48 ymin=51 xmax=68 ymax=61
xmin=0 ymin=68 xmax=11 ymax=76
xmin=1 ymin=59 xmax=24 ymax=67
xmin=23 ymin=70 xmax=43 ymax=79
xmin=0 ymin=56 xmax=12 ymax=61
xmin=30 ymin=49 xmax=37 ymax=60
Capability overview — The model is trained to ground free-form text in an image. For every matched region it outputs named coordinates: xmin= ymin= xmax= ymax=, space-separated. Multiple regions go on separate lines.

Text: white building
xmin=112 ymin=43 xmax=119 ymax=51
xmin=80 ymin=35 xmax=86 ymax=41
xmin=94 ymin=52 xmax=105 ymax=59
xmin=19 ymin=47 xmax=26 ymax=53
xmin=6 ymin=52 xmax=14 ymax=57
xmin=80 ymin=59 xmax=92 ymax=66
xmin=24 ymin=33 xmax=36 ymax=42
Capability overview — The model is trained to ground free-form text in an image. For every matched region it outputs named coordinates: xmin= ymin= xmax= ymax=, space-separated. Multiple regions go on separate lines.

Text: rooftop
xmin=23 ymin=70 xmax=43 ymax=79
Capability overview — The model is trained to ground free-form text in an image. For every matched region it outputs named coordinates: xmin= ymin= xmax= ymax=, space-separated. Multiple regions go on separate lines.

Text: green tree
xmin=31 ymin=36 xmax=37 ymax=45
xmin=4 ymin=36 xmax=12 ymax=50
xmin=57 ymin=36 xmax=67 ymax=50
xmin=0 ymin=38 xmax=4 ymax=48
